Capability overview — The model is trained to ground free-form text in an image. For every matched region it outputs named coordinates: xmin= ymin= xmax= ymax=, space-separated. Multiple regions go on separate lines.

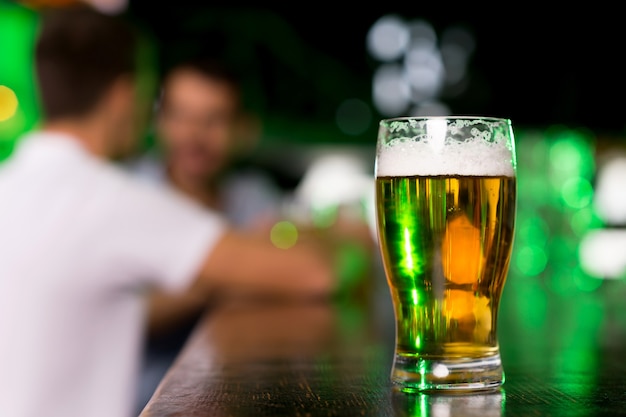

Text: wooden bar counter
xmin=140 ymin=272 xmax=626 ymax=417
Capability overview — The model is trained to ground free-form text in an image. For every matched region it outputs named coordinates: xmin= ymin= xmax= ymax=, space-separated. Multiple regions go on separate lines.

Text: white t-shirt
xmin=0 ymin=131 xmax=226 ymax=417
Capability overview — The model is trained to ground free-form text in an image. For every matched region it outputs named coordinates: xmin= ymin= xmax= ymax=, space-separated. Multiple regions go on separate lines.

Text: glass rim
xmin=380 ymin=115 xmax=511 ymax=124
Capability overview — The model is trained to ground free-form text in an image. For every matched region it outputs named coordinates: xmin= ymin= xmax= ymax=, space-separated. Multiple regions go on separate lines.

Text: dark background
xmin=126 ymin=4 xmax=626 ymax=142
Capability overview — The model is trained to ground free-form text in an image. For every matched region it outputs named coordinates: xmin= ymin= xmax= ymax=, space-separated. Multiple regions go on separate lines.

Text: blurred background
xmin=2 ymin=0 xmax=626 ymax=337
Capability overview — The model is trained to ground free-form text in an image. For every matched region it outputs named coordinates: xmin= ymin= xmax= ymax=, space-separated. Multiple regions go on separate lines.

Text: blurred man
xmin=130 ymin=56 xmax=375 ymax=332
xmin=0 ymin=6 xmax=334 ymax=417
xmin=131 ymin=57 xmax=278 ymax=233
xmin=128 ymin=57 xmax=313 ymax=411
xmin=128 ymin=55 xmax=377 ymax=412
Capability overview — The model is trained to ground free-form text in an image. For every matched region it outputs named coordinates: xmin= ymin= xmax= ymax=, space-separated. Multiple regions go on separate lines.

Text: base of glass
xmin=391 ymin=353 xmax=504 ymax=393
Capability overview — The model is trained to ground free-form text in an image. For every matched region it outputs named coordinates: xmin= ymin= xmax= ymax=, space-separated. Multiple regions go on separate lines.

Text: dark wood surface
xmin=140 ymin=269 xmax=626 ymax=417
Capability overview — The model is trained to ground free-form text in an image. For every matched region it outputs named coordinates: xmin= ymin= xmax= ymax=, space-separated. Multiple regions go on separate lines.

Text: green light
xmin=516 ymin=216 xmax=550 ymax=247
xmin=549 ymin=235 xmax=575 ymax=262
xmin=513 ymin=245 xmax=548 ymax=276
xmin=420 ymin=393 xmax=427 ymax=416
xmin=334 ymin=241 xmax=369 ymax=295
xmin=396 ymin=203 xmax=423 ymax=278
xmin=387 ymin=177 xmax=424 ymax=280
xmin=411 ymin=288 xmax=419 ymax=305
xmin=547 ymin=266 xmax=577 ymax=295
xmin=514 ymin=275 xmax=548 ymax=329
xmin=0 ymin=85 xmax=18 ymax=122
xmin=0 ymin=2 xmax=40 ymax=154
xmin=311 ymin=205 xmax=338 ymax=228
xmin=415 ymin=335 xmax=421 ymax=349
xmin=570 ymin=207 xmax=599 ymax=237
xmin=561 ymin=177 xmax=593 ymax=209
xmin=548 ymin=130 xmax=595 ymax=174
xmin=269 ymin=221 xmax=298 ymax=249
xmin=403 ymin=227 xmax=415 ymax=271
xmin=549 ymin=139 xmax=583 ymax=173
xmin=418 ymin=362 xmax=428 ymax=392
xmin=573 ymin=268 xmax=603 ymax=292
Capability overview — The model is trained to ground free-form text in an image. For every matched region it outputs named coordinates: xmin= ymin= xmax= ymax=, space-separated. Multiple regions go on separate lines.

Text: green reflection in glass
xmin=394 ymin=179 xmax=423 ymax=294
xmin=377 ymin=176 xmax=426 ymax=354
xmin=397 ymin=204 xmax=423 ymax=278
xmin=403 ymin=228 xmax=416 ymax=272
xmin=411 ymin=288 xmax=419 ymax=305
xmin=420 ymin=394 xmax=427 ymax=416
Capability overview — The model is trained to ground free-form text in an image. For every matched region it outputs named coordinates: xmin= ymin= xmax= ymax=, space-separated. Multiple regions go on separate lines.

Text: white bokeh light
xmin=432 ymin=363 xmax=450 ymax=378
xmin=366 ymin=15 xmax=410 ymax=62
xmin=85 ymin=0 xmax=128 ymax=14
xmin=372 ymin=63 xmax=411 ymax=117
xmin=404 ymin=43 xmax=445 ymax=102
xmin=579 ymin=229 xmax=626 ymax=278
xmin=594 ymin=155 xmax=626 ymax=224
xmin=367 ymin=15 xmax=476 ymax=117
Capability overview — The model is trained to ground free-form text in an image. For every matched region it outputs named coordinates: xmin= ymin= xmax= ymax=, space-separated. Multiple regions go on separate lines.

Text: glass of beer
xmin=375 ymin=116 xmax=516 ymax=392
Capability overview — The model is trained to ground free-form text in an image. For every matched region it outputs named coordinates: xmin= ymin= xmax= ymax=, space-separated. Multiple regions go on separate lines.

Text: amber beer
xmin=375 ymin=117 xmax=516 ymax=392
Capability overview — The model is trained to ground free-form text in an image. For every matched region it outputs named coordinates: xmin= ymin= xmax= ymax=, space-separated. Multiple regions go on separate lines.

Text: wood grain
xmin=140 ymin=281 xmax=626 ymax=417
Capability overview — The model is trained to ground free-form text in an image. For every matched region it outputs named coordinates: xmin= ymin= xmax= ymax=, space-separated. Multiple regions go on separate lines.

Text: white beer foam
xmin=376 ymin=138 xmax=515 ymax=177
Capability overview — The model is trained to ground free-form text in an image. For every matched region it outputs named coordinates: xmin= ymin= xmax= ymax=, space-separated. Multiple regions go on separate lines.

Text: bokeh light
xmin=579 ymin=230 xmax=626 ymax=279
xmin=372 ymin=63 xmax=410 ymax=117
xmin=17 ymin=0 xmax=127 ymax=14
xmin=561 ymin=177 xmax=593 ymax=209
xmin=404 ymin=42 xmax=444 ymax=102
xmin=0 ymin=1 xmax=40 ymax=159
xmin=367 ymin=14 xmax=475 ymax=117
xmin=593 ymin=155 xmax=626 ymax=225
xmin=511 ymin=126 xmax=603 ymax=296
xmin=0 ymin=86 xmax=19 ymax=122
xmin=270 ymin=221 xmax=298 ymax=249
xmin=514 ymin=245 xmax=548 ymax=277
xmin=366 ymin=14 xmax=409 ymax=62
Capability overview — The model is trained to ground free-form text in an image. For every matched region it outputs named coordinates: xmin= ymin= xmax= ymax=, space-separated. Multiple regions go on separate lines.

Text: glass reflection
xmin=392 ymin=389 xmax=505 ymax=417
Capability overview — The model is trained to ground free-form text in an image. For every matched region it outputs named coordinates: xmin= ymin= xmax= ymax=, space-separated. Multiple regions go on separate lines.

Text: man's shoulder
xmin=11 ymin=132 xmax=167 ymax=200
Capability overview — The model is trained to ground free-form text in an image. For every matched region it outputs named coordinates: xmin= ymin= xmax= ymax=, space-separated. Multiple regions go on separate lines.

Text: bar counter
xmin=139 ymin=269 xmax=626 ymax=417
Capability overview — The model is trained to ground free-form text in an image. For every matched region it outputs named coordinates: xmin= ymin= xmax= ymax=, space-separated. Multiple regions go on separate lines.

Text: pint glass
xmin=375 ymin=117 xmax=516 ymax=392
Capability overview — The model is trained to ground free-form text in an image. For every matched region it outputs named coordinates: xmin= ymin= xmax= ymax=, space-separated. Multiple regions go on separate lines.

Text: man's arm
xmin=145 ymin=228 xmax=336 ymax=336
xmin=190 ymin=229 xmax=337 ymax=302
